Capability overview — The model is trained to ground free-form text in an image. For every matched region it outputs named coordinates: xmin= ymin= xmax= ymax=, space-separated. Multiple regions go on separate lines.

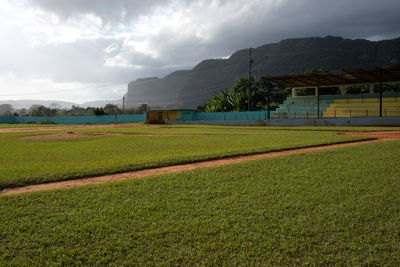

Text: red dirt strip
xmin=0 ymin=123 xmax=150 ymax=133
xmin=1 ymin=131 xmax=400 ymax=196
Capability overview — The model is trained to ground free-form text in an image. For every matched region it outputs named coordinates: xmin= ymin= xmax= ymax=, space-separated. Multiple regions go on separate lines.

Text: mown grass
xmin=0 ymin=126 xmax=369 ymax=189
xmin=1 ymin=140 xmax=399 ymax=265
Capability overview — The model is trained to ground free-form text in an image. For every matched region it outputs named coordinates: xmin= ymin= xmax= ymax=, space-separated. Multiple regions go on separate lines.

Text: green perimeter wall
xmin=0 ymin=111 xmax=277 ymax=124
xmin=0 ymin=114 xmax=146 ymax=124
xmin=180 ymin=111 xmax=276 ymax=121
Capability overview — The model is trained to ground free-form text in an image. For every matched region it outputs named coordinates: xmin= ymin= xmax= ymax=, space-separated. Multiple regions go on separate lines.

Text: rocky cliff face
xmin=126 ymin=36 xmax=400 ymax=109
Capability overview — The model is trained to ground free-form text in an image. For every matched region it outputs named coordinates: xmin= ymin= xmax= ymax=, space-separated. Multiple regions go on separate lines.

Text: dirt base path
xmin=2 ymin=131 xmax=400 ymax=196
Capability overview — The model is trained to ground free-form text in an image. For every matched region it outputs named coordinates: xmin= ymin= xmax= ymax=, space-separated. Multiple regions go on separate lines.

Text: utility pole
xmin=317 ymin=75 xmax=320 ymax=118
xmin=248 ymin=47 xmax=253 ymax=111
xmin=267 ymin=80 xmax=271 ymax=119
xmin=114 ymin=105 xmax=118 ymax=124
xmin=379 ymin=70 xmax=383 ymax=117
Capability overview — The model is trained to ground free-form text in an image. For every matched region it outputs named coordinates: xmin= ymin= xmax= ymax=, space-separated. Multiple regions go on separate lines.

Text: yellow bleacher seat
xmin=324 ymin=97 xmax=400 ymax=117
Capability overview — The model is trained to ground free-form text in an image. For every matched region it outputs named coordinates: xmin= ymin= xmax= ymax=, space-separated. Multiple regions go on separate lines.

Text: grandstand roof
xmin=263 ymin=65 xmax=400 ymax=88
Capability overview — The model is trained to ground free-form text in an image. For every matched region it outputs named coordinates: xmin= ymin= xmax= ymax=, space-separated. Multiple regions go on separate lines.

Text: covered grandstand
xmin=263 ymin=65 xmax=400 ymax=119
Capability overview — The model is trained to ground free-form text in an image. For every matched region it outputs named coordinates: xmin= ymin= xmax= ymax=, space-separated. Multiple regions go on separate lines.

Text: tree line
xmin=0 ymin=104 xmax=147 ymax=117
xmin=198 ymin=77 xmax=290 ymax=112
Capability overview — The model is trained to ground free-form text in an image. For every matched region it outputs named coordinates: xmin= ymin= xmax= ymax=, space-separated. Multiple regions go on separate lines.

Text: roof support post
xmin=339 ymin=85 xmax=346 ymax=95
xmin=292 ymin=88 xmax=297 ymax=97
xmin=369 ymin=84 xmax=374 ymax=94
xmin=379 ymin=71 xmax=383 ymax=117
xmin=248 ymin=47 xmax=252 ymax=111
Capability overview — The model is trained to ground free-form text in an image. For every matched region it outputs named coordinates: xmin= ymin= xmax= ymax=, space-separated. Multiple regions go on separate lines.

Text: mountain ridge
xmin=126 ymin=35 xmax=400 ymax=109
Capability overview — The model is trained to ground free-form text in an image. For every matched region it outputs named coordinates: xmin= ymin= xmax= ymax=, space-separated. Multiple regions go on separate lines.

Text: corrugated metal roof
xmin=263 ymin=65 xmax=400 ymax=87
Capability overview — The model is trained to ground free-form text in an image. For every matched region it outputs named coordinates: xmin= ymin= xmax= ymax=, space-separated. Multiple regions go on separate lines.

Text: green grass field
xmin=1 ymin=139 xmax=399 ymax=265
xmin=0 ymin=125 xmax=371 ymax=189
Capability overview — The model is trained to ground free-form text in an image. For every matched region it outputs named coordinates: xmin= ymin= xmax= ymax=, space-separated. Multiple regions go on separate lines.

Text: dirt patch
xmin=341 ymin=131 xmax=400 ymax=140
xmin=0 ymin=123 xmax=153 ymax=133
xmin=17 ymin=132 xmax=123 ymax=140
xmin=15 ymin=132 xmax=214 ymax=140
xmin=4 ymin=131 xmax=400 ymax=196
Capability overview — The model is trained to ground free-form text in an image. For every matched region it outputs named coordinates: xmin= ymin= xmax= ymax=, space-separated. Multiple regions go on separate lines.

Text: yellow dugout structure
xmin=147 ymin=110 xmax=182 ymax=124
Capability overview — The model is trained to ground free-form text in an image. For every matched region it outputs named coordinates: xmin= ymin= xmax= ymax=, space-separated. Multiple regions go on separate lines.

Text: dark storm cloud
xmin=28 ymin=0 xmax=400 ymax=40
xmin=27 ymin=0 xmax=196 ymax=24
xmin=22 ymin=0 xmax=400 ymax=75
xmin=2 ymin=0 xmax=400 ymax=102
xmin=26 ymin=0 xmax=400 ymax=62
xmin=28 ymin=0 xmax=161 ymax=23
xmin=120 ymin=0 xmax=400 ymax=74
xmin=201 ymin=0 xmax=400 ymax=55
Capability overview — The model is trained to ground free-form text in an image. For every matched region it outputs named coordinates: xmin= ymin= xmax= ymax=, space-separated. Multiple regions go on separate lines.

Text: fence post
xmin=349 ymin=109 xmax=351 ymax=117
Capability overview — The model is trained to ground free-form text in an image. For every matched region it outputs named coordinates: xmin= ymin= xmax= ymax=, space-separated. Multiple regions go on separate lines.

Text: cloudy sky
xmin=0 ymin=0 xmax=399 ymax=103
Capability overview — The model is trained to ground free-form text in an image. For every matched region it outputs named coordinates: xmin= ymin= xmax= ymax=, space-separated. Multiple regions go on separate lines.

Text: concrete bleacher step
xmin=274 ymin=95 xmax=335 ymax=118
